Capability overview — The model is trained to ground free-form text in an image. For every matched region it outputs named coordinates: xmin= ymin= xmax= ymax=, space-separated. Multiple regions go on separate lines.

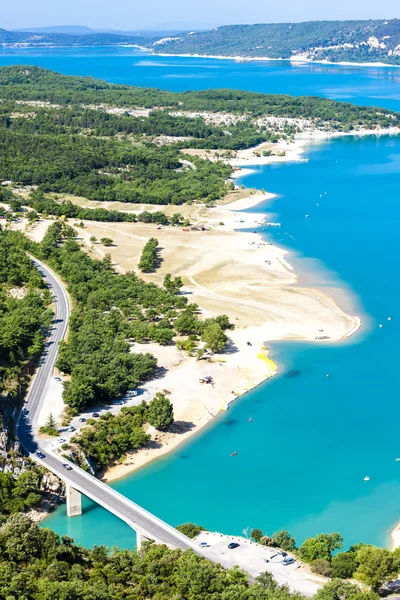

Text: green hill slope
xmin=150 ymin=19 xmax=400 ymax=65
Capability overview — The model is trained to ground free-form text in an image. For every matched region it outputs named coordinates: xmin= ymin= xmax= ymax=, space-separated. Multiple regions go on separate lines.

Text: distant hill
xmin=0 ymin=27 xmax=155 ymax=47
xmin=13 ymin=25 xmax=95 ymax=35
xmin=139 ymin=21 xmax=219 ymax=31
xmin=148 ymin=19 xmax=400 ymax=65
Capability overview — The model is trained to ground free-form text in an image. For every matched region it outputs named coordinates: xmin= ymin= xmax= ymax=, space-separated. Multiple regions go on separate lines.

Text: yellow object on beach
xmin=257 ymin=350 xmax=277 ymax=375
xmin=220 ymin=399 xmax=229 ymax=411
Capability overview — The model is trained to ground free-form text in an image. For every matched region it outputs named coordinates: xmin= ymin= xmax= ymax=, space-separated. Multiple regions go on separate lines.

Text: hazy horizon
xmin=2 ymin=0 xmax=399 ymax=32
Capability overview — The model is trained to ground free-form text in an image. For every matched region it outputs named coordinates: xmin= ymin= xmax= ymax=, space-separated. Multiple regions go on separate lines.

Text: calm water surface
xmin=9 ymin=47 xmax=397 ymax=550
xmin=1 ymin=46 xmax=400 ymax=110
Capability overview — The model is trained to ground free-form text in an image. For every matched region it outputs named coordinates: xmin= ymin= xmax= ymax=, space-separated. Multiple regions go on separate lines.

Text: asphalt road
xmin=17 ymin=257 xmax=197 ymax=552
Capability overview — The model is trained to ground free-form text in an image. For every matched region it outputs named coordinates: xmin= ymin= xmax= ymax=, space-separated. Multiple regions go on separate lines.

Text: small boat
xmin=395 ymin=458 xmax=400 ymax=462
xmin=364 ymin=476 xmax=370 ymax=481
xmin=231 ymin=452 xmax=238 ymax=457
xmin=248 ymin=417 xmax=253 ymax=422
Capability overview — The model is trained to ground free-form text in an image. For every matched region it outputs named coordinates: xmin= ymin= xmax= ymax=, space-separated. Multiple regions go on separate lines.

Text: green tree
xmin=90 ymin=236 xmax=97 ymax=243
xmin=311 ymin=559 xmax=333 ymax=577
xmin=201 ymin=323 xmax=227 ymax=354
xmin=100 ymin=237 xmax=113 ymax=246
xmin=176 ymin=523 xmax=205 ymax=539
xmin=39 ymin=412 xmax=58 ymax=436
xmin=164 ymin=273 xmax=183 ymax=294
xmin=147 ymin=393 xmax=174 ymax=431
xmin=354 ymin=545 xmax=398 ymax=590
xmin=331 ymin=551 xmax=358 ymax=579
xmin=251 ymin=528 xmax=263 ymax=543
xmin=298 ymin=533 xmax=343 ymax=563
xmin=272 ymin=530 xmax=297 ymax=551
xmin=314 ymin=579 xmax=377 ymax=600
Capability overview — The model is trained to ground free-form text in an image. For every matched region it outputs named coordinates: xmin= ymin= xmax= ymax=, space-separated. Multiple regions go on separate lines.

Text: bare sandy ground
xmin=15 ymin=135 xmax=362 ymax=482
xmin=391 ymin=523 xmax=400 ymax=549
xmin=183 ymin=139 xmax=307 ymax=177
xmin=61 ymin=192 xmax=359 ymax=481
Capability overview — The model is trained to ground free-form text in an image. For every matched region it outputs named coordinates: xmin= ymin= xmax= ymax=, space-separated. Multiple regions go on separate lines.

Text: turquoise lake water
xmin=4 ymin=48 xmax=399 ymax=550
xmin=1 ymin=46 xmax=400 ymax=110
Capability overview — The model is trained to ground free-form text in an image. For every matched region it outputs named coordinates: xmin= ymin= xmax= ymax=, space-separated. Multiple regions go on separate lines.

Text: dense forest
xmin=0 ymin=26 xmax=154 ymax=47
xmin=21 ymin=190 xmax=178 ymax=226
xmin=1 ymin=513 xmax=399 ymax=600
xmin=0 ymin=66 xmax=397 ymax=206
xmin=0 ymin=124 xmax=230 ymax=205
xmin=69 ymin=395 xmax=174 ymax=470
xmin=0 ymin=514 xmax=305 ymax=600
xmin=7 ymin=223 xmax=231 ymax=414
xmin=0 ymin=231 xmax=52 ymax=402
xmin=2 ymin=19 xmax=400 ymax=64
xmin=0 ymin=65 xmax=398 ymax=120
xmin=150 ymin=19 xmax=400 ymax=64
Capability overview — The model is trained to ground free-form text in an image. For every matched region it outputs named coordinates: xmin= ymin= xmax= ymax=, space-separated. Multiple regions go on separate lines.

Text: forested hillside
xmin=8 ymin=223 xmax=231 ymax=415
xmin=0 ymin=66 xmax=398 ymax=205
xmin=0 ymin=232 xmax=52 ymax=410
xmin=150 ymin=19 xmax=400 ymax=64
xmin=0 ymin=26 xmax=154 ymax=47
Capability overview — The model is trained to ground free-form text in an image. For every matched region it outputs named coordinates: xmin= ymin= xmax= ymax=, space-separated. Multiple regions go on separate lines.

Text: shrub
xmin=251 ymin=528 xmax=263 ymax=542
xmin=138 ymin=237 xmax=159 ymax=272
xmin=176 ymin=523 xmax=205 ymax=538
xmin=147 ymin=393 xmax=174 ymax=431
xmin=272 ymin=530 xmax=297 ymax=552
xmin=311 ymin=559 xmax=334 ymax=577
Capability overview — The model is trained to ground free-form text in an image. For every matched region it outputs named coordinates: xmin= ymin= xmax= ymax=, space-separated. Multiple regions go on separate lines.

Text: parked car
xmin=55 ymin=377 xmax=62 ymax=381
xmin=22 ymin=408 xmax=29 ymax=415
xmin=379 ymin=580 xmax=400 ymax=597
xmin=59 ymin=438 xmax=66 ymax=443
xmin=69 ymin=426 xmax=76 ymax=432
xmin=36 ymin=451 xmax=46 ymax=459
xmin=92 ymin=412 xmax=99 ymax=418
xmin=228 ymin=543 xmax=240 ymax=549
xmin=62 ymin=463 xmax=73 ymax=471
xmin=281 ymin=552 xmax=288 ymax=557
xmin=282 ymin=558 xmax=296 ymax=566
xmin=79 ymin=417 xmax=86 ymax=423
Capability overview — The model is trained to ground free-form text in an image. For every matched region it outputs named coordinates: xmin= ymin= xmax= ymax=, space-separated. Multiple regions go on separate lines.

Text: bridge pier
xmin=136 ymin=531 xmax=151 ymax=550
xmin=66 ymin=484 xmax=82 ymax=517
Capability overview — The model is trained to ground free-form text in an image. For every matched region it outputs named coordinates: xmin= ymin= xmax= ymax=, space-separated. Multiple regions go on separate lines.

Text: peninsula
xmin=1 ymin=66 xmax=392 ymax=480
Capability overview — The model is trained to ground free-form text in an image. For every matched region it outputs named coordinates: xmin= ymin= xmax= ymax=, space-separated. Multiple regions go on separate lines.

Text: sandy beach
xmin=155 ymin=51 xmax=399 ymax=69
xmin=51 ymin=173 xmax=360 ymax=481
xmin=182 ymin=130 xmax=400 ymax=179
xmin=391 ymin=523 xmax=400 ymax=549
xmin=14 ymin=133 xmax=364 ymax=484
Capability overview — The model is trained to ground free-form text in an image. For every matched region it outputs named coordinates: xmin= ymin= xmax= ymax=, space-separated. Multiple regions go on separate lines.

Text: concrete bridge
xmin=17 ymin=258 xmax=198 ymax=552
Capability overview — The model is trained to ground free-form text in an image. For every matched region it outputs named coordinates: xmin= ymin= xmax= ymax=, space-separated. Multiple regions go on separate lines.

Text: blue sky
xmin=2 ymin=0 xmax=399 ymax=30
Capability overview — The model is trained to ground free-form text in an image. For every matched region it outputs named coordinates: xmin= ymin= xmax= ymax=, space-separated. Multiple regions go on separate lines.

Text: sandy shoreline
xmin=155 ymin=51 xmax=399 ymax=69
xmin=184 ymin=129 xmax=400 ymax=181
xmin=390 ymin=523 xmax=400 ymax=549
xmin=81 ymin=176 xmax=361 ymax=482
xmin=20 ymin=134 xmax=363 ymax=490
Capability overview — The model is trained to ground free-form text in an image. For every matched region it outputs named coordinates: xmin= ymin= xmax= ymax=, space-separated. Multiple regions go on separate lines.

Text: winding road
xmin=17 ymin=258 xmax=198 ymax=551
xmin=14 ymin=257 xmax=321 ymax=596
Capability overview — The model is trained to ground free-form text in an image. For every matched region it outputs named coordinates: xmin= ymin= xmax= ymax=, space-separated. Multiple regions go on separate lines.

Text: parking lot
xmin=198 ymin=532 xmax=325 ymax=597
